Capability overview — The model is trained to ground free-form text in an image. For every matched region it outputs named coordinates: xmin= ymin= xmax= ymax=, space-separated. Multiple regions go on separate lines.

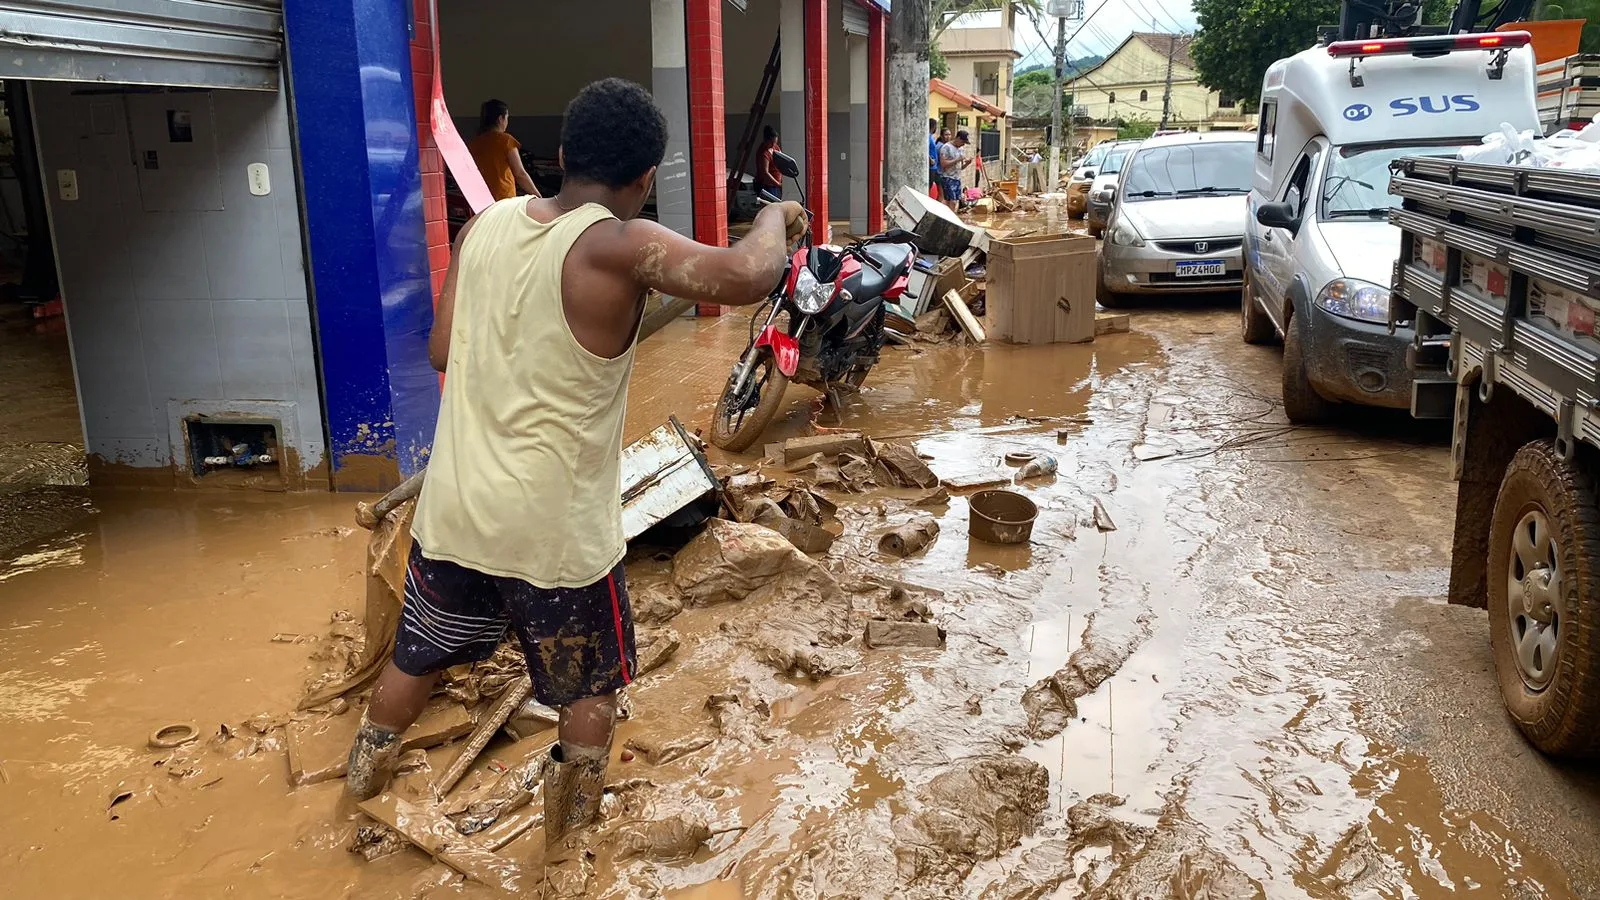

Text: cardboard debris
xmin=624 ymin=734 xmax=714 ymax=764
xmin=873 ymin=440 xmax=940 ymax=489
xmin=1095 ymin=313 xmax=1130 ymax=335
xmin=671 ymin=518 xmax=810 ymax=606
xmin=879 ymin=515 xmax=941 ymax=558
xmin=1092 ymin=498 xmax=1118 ymax=532
xmin=864 ymin=619 xmax=947 ymax=649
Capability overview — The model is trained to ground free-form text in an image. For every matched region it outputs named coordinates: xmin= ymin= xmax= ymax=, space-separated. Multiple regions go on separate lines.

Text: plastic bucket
xmin=969 ymin=489 xmax=1038 ymax=544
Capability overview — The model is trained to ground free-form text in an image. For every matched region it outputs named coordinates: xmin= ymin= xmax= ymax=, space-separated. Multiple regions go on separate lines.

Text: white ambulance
xmin=1241 ymin=31 xmax=1540 ymax=422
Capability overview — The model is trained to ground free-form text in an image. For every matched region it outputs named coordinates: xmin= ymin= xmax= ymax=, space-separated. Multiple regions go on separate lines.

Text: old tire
xmin=1241 ymin=269 xmax=1276 ymax=345
xmin=1488 ymin=441 xmax=1600 ymax=757
xmin=1281 ymin=322 xmax=1332 ymax=424
xmin=710 ymin=349 xmax=789 ymax=453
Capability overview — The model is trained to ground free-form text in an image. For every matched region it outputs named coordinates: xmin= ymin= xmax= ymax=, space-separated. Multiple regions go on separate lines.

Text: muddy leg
xmin=344 ymin=661 xmax=441 ymax=800
xmin=542 ymin=692 xmax=616 ymax=849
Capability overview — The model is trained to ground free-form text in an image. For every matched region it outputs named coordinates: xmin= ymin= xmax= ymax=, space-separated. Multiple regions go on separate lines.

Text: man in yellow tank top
xmin=344 ymin=79 xmax=806 ymax=858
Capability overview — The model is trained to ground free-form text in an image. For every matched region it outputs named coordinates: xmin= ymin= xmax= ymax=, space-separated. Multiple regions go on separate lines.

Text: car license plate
xmin=1175 ymin=259 xmax=1226 ymax=278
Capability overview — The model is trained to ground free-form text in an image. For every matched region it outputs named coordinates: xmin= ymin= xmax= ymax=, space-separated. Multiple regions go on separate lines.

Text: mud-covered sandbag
xmin=898 ymin=756 xmax=1049 ymax=862
xmin=614 ymin=814 xmax=714 ymax=862
xmin=671 ymin=518 xmax=808 ymax=606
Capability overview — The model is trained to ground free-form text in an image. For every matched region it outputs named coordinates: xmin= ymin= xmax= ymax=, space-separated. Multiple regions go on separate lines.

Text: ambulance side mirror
xmin=1255 ymin=201 xmax=1299 ymax=234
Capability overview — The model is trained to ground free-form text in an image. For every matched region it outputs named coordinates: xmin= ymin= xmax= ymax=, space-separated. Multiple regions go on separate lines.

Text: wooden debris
xmin=287 ymin=700 xmax=474 ymax=787
xmin=943 ymin=290 xmax=986 ymax=342
xmin=433 ymin=677 xmax=532 ymax=798
xmin=782 ymin=432 xmax=867 ymax=464
xmin=359 ymin=793 xmax=534 ymax=894
xmin=1095 ymin=312 xmax=1130 ymax=335
xmin=864 ymin=619 xmax=947 ymax=649
xmin=1092 ymin=498 xmax=1118 ymax=532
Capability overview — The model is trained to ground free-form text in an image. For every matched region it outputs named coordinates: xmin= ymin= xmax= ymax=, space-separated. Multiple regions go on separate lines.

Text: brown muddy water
xmin=3 ymin=303 xmax=1600 ymax=898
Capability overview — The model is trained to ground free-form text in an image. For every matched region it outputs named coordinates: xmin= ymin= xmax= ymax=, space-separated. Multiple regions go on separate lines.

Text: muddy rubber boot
xmin=344 ymin=713 xmax=401 ymax=801
xmin=541 ymin=742 xmax=608 ymax=850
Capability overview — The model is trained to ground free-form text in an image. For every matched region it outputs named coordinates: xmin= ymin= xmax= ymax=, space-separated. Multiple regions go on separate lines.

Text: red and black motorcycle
xmin=711 ymin=152 xmax=921 ymax=452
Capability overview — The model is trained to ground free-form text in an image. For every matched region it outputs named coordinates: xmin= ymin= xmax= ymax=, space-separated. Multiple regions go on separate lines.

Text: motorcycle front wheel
xmin=711 ymin=347 xmax=790 ymax=452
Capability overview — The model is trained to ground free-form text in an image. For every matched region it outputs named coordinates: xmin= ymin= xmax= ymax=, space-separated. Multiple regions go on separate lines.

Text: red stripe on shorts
xmin=608 ymin=572 xmax=632 ymax=685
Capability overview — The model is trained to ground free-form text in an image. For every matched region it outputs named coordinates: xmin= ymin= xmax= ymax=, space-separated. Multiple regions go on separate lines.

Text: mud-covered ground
xmin=3 ymin=300 xmax=1600 ymax=898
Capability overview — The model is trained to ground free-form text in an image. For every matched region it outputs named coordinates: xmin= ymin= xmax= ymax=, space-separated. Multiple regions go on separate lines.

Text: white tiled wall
xmin=32 ymin=80 xmax=325 ymax=479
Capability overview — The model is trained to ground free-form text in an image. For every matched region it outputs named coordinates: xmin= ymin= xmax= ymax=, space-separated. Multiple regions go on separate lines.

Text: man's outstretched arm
xmin=596 ymin=201 xmax=805 ymax=307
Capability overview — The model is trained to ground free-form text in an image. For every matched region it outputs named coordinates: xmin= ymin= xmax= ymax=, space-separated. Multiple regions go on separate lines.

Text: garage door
xmin=0 ymin=0 xmax=282 ymax=91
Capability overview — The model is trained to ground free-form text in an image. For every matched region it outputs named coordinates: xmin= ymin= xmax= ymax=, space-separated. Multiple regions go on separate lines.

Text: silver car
xmin=1098 ymin=132 xmax=1256 ymax=308
xmin=1085 ymin=143 xmax=1137 ymax=238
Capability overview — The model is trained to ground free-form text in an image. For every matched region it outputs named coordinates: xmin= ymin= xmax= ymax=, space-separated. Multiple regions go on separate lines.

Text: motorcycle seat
xmin=850 ymin=244 xmax=914 ymax=300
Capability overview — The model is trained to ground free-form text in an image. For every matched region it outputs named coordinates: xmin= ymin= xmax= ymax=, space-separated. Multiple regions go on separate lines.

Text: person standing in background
xmin=469 ymin=99 xmax=541 ymax=201
xmin=928 ymin=118 xmax=941 ymax=199
xmin=755 ymin=125 xmax=784 ymax=199
xmin=939 ymin=129 xmax=972 ymax=213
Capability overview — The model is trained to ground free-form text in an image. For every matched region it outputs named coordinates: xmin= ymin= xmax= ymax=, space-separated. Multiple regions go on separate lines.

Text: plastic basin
xmin=969 ymin=489 xmax=1038 ymax=544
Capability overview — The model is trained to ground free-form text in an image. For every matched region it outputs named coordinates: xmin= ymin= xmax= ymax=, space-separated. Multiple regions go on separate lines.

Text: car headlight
xmin=793 ymin=268 xmax=833 ymax=315
xmin=1109 ymin=218 xmax=1145 ymax=247
xmin=1315 ymin=278 xmax=1389 ymax=323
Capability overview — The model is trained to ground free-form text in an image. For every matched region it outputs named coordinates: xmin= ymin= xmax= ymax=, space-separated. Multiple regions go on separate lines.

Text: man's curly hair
xmin=560 ymin=78 xmax=668 ymax=189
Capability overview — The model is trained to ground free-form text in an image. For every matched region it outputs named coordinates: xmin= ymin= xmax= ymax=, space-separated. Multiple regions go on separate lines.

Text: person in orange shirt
xmin=469 ymin=99 xmax=540 ymax=201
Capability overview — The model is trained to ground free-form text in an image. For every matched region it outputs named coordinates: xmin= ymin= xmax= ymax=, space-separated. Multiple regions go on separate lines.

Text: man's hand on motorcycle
xmin=777 ymin=201 xmax=809 ymax=242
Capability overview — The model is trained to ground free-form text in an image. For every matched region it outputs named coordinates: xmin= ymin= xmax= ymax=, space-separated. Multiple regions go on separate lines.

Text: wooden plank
xmin=433 ymin=677 xmax=532 ymax=798
xmin=782 ymin=432 xmax=867 ymax=464
xmin=1095 ymin=313 xmax=1130 ymax=335
xmin=287 ymin=700 xmax=474 ymax=787
xmin=359 ymin=793 xmax=534 ymax=895
xmin=943 ymin=290 xmax=986 ymax=342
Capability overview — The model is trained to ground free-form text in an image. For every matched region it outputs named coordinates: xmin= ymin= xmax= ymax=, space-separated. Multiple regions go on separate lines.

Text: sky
xmin=999 ymin=0 xmax=1199 ymax=69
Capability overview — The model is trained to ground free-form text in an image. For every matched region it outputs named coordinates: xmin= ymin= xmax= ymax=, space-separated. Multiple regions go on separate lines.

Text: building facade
xmin=1066 ymin=32 xmax=1245 ymax=132
xmin=935 ymin=8 xmax=1021 ymax=157
xmin=0 ymin=0 xmax=889 ymax=493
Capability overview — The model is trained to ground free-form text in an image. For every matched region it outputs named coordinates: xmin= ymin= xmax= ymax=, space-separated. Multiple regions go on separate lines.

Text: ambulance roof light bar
xmin=1326 ymin=30 xmax=1531 ymax=58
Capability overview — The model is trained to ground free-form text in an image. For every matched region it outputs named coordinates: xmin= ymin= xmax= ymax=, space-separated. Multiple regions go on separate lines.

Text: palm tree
xmin=932 ymin=0 xmax=1043 ymax=42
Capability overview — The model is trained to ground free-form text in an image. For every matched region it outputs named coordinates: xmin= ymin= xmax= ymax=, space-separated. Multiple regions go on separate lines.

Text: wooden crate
xmin=985 ymin=233 xmax=1097 ymax=344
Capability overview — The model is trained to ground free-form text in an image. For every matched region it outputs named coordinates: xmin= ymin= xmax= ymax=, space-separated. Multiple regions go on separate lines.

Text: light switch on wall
xmin=247 ymin=163 xmax=270 ymax=196
xmin=56 ymin=169 xmax=78 ymax=201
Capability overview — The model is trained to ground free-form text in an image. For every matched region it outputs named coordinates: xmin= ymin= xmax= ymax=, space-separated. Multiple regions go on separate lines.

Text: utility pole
xmin=1045 ymin=0 xmax=1081 ymax=191
xmin=1158 ymin=35 xmax=1176 ymax=130
xmin=887 ymin=0 xmax=931 ymax=200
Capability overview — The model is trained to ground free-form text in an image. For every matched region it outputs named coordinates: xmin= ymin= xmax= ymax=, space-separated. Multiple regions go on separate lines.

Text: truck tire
xmin=1241 ymin=269 xmax=1276 ymax=345
xmin=1488 ymin=441 xmax=1600 ymax=757
xmin=1282 ymin=322 xmax=1333 ymax=424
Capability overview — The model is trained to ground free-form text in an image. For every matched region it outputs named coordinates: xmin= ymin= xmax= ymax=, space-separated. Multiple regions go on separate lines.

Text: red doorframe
xmin=686 ymin=0 xmax=728 ymax=315
xmin=867 ymin=9 xmax=886 ymax=234
xmin=803 ymin=0 xmax=828 ymax=242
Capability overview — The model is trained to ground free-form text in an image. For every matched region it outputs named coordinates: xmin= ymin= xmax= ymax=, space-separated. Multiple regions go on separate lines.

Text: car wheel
xmin=1282 ymin=320 xmax=1333 ymax=423
xmin=1096 ymin=265 xmax=1129 ymax=309
xmin=1241 ymin=268 xmax=1276 ymax=345
xmin=1489 ymin=440 xmax=1600 ymax=757
xmin=1088 ymin=222 xmax=1104 ymax=239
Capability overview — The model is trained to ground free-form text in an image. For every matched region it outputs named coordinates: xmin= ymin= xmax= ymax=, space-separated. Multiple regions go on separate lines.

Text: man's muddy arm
xmin=615 ymin=204 xmax=796 ymax=307
xmin=429 ymin=215 xmax=479 ymax=372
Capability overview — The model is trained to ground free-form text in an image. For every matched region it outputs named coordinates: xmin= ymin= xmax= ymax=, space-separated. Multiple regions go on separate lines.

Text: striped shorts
xmin=392 ymin=542 xmax=636 ymax=708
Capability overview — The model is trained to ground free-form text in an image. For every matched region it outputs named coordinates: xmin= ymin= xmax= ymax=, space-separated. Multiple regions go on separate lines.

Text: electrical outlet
xmin=247 ymin=163 xmax=271 ymax=196
xmin=56 ymin=169 xmax=78 ymax=201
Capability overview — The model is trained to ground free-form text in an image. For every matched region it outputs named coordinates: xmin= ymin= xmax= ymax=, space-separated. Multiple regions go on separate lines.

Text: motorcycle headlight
xmin=793 ymin=268 xmax=833 ymax=315
xmin=1315 ymin=278 xmax=1389 ymax=323
xmin=1109 ymin=218 xmax=1145 ymax=247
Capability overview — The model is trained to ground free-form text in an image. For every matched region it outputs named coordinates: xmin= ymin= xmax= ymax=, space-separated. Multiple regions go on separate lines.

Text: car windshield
xmin=1320 ymin=141 xmax=1466 ymax=219
xmin=1077 ymin=144 xmax=1109 ymax=171
xmin=1120 ymin=141 xmax=1252 ymax=201
xmin=1100 ymin=149 xmax=1130 ymax=176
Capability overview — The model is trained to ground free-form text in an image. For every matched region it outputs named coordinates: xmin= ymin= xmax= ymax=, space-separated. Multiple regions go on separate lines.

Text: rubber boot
xmin=541 ymin=742 xmax=608 ymax=850
xmin=344 ymin=712 xmax=401 ymax=801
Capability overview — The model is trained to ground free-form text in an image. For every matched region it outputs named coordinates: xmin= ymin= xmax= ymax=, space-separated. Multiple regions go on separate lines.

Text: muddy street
xmin=3 ymin=302 xmax=1599 ymax=898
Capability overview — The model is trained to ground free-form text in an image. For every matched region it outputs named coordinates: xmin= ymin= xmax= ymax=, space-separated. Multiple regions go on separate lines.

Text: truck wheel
xmin=1488 ymin=441 xmax=1600 ymax=757
xmin=1281 ymin=323 xmax=1333 ymax=424
xmin=1241 ymin=269 xmax=1275 ymax=345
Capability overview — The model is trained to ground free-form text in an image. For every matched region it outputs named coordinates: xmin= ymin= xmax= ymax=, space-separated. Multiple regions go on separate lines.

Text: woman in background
xmin=469 ymin=99 xmax=540 ymax=201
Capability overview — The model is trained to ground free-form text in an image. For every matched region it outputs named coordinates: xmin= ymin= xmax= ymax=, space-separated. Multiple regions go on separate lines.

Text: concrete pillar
xmin=803 ymin=0 xmax=829 ymax=242
xmin=868 ymin=9 xmax=885 ymax=233
xmin=282 ymin=0 xmax=438 ymax=490
xmin=849 ymin=35 xmax=869 ymax=235
xmin=779 ymin=0 xmax=806 ymax=190
xmin=685 ymin=0 xmax=727 ymax=315
xmin=651 ymin=0 xmax=695 ymax=240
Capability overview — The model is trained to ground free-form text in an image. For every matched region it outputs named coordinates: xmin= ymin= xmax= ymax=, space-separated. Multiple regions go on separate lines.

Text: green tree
xmin=1192 ymin=0 xmax=1458 ymax=106
xmin=1117 ymin=118 xmax=1157 ymax=140
xmin=1537 ymin=0 xmax=1600 ymax=54
xmin=931 ymin=43 xmax=950 ymax=79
